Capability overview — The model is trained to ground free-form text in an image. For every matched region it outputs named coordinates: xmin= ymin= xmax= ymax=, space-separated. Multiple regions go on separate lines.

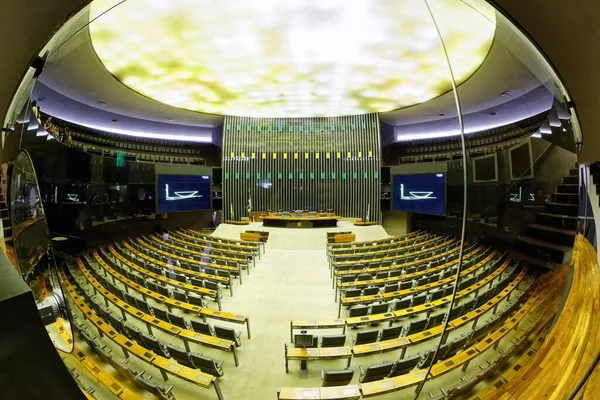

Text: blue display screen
xmin=392 ymin=173 xmax=446 ymax=215
xmin=157 ymin=174 xmax=211 ymax=213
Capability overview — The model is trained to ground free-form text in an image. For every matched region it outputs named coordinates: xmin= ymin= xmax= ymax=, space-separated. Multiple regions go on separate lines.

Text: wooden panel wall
xmin=222 ymin=114 xmax=381 ymax=221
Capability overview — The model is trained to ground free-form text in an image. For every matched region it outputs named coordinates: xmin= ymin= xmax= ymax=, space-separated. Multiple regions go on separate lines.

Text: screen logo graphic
xmin=400 ymin=184 xmax=437 ymax=200
xmin=165 ymin=184 xmax=203 ymax=201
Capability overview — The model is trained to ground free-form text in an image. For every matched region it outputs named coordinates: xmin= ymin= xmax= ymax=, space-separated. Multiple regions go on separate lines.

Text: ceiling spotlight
xmin=97 ymin=100 xmax=107 ymax=105
xmin=501 ymin=91 xmax=513 ymax=97
xmin=164 ymin=118 xmax=173 ymax=121
xmin=437 ymin=113 xmax=445 ymax=117
xmin=489 ymin=112 xmax=497 ymax=116
xmin=111 ymin=119 xmax=119 ymax=123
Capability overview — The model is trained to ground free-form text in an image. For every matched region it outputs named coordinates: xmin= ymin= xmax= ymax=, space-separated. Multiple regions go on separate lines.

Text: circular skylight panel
xmin=90 ymin=0 xmax=496 ymax=117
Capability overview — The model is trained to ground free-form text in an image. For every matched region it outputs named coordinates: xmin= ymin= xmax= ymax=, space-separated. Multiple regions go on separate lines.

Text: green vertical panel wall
xmin=222 ymin=114 xmax=381 ymax=221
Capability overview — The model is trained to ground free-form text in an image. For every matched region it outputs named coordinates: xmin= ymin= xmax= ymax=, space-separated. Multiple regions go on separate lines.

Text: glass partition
xmin=9 ymin=149 xmax=74 ymax=353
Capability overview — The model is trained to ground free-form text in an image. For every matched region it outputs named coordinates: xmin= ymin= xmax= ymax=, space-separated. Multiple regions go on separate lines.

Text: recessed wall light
xmin=111 ymin=119 xmax=119 ymax=123
xmin=501 ymin=91 xmax=513 ymax=97
xmin=489 ymin=112 xmax=497 ymax=116
xmin=437 ymin=113 xmax=445 ymax=117
xmin=97 ymin=100 xmax=107 ymax=105
xmin=165 ymin=118 xmax=173 ymax=121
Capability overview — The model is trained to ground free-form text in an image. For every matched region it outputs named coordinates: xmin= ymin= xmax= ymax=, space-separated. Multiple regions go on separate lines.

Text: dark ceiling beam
xmin=0 ymin=0 xmax=90 ymax=132
xmin=489 ymin=0 xmax=600 ymax=164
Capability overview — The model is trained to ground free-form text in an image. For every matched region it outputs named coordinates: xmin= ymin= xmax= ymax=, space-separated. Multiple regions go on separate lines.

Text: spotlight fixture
xmin=437 ymin=113 xmax=445 ymax=117
xmin=501 ymin=91 xmax=513 ymax=97
xmin=111 ymin=119 xmax=119 ymax=123
xmin=96 ymin=100 xmax=107 ymax=105
xmin=489 ymin=112 xmax=497 ymax=116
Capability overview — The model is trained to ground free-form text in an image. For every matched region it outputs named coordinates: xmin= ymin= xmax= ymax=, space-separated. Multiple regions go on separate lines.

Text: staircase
xmin=514 ymin=167 xmax=578 ymax=268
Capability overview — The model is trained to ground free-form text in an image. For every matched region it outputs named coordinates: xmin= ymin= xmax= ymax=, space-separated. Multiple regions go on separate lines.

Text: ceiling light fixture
xmin=501 ymin=91 xmax=513 ymax=97
xmin=89 ymin=0 xmax=496 ymax=117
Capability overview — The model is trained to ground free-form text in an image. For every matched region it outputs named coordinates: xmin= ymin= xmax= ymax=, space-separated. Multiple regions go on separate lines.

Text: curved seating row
xmin=329 ymin=233 xmax=440 ymax=260
xmin=60 ymin=270 xmax=224 ymax=400
xmin=171 ymin=230 xmax=259 ymax=258
xmin=122 ymin=241 xmax=233 ymax=291
xmin=147 ymin=234 xmax=251 ymax=267
xmin=182 ymin=229 xmax=263 ymax=254
xmin=165 ymin=232 xmax=256 ymax=262
xmin=133 ymin=238 xmax=244 ymax=283
xmin=74 ymin=257 xmax=240 ymax=366
xmin=279 ymin=285 xmax=539 ymax=399
xmin=92 ymin=248 xmax=252 ymax=339
xmin=327 ymin=231 xmax=424 ymax=254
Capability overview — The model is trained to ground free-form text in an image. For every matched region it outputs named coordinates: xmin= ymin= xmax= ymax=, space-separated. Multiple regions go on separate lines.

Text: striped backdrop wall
xmin=222 ymin=114 xmax=381 ymax=221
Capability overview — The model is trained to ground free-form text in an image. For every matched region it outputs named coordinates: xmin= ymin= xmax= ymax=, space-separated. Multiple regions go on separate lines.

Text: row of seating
xmin=132 ymin=238 xmax=245 ymax=283
xmin=74 ymin=257 xmax=241 ymax=365
xmin=121 ymin=241 xmax=234 ymax=291
xmin=339 ymin=248 xmax=498 ymax=310
xmin=181 ymin=228 xmax=263 ymax=254
xmin=60 ymin=271 xmax=224 ymax=399
xmin=326 ymin=230 xmax=424 ymax=254
xmin=166 ymin=231 xmax=257 ymax=258
xmin=279 ymin=278 xmax=539 ymax=399
xmin=71 ymin=264 xmax=230 ymax=378
xmin=172 ymin=230 xmax=261 ymax=257
xmin=91 ymin=248 xmax=252 ymax=339
xmin=333 ymin=243 xmax=483 ymax=296
xmin=147 ymin=234 xmax=251 ymax=267
xmin=329 ymin=233 xmax=440 ymax=260
xmin=330 ymin=236 xmax=452 ymax=268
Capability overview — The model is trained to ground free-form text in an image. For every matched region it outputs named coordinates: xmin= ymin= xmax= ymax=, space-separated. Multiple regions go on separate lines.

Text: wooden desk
xmin=223 ymin=220 xmax=251 ymax=225
xmin=290 ymin=319 xmax=346 ymax=342
xmin=353 ymin=221 xmax=378 ymax=226
xmin=359 ymin=372 xmax=427 ymax=397
xmin=285 ymin=345 xmax=352 ymax=372
xmin=240 ymin=232 xmax=261 ymax=242
xmin=278 ymin=386 xmax=361 ymax=400
xmin=263 ymin=216 xmax=340 ymax=228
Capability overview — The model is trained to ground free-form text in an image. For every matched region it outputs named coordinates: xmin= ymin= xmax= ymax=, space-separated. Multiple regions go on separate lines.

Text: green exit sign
xmin=116 ymin=150 xmax=126 ymax=167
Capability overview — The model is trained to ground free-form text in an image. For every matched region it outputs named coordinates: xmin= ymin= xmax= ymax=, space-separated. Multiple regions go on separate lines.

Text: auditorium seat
xmin=362 ymin=287 xmax=379 ymax=296
xmin=190 ymin=353 xmax=224 ymax=377
xmin=383 ymin=284 xmax=398 ymax=293
xmin=321 ymin=335 xmax=346 ymax=348
xmin=321 ymin=369 xmax=354 ymax=387
xmin=353 ymin=329 xmax=379 ymax=345
xmin=389 ymin=354 xmax=421 ymax=377
xmin=404 ymin=318 xmax=429 ymax=335
xmin=359 ymin=362 xmax=395 ymax=383
xmin=344 ymin=289 xmax=362 ymax=298
xmin=141 ymin=333 xmax=170 ymax=358
xmin=347 ymin=305 xmax=369 ymax=318
xmin=411 ymin=292 xmax=428 ymax=306
xmin=167 ymin=311 xmax=190 ymax=330
xmin=379 ymin=326 xmax=402 ymax=341
xmin=166 ymin=344 xmax=195 ymax=368
xmin=191 ymin=320 xmax=215 ymax=336
xmin=370 ymin=303 xmax=389 ymax=315
xmin=428 ymin=312 xmax=446 ymax=328
xmin=153 ymin=307 xmax=169 ymax=322
xmin=214 ymin=325 xmax=242 ymax=347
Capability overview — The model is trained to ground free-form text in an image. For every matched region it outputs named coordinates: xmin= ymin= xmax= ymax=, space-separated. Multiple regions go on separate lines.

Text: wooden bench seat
xmin=147 ymin=235 xmax=250 ymax=267
xmin=284 ymin=344 xmax=352 ymax=372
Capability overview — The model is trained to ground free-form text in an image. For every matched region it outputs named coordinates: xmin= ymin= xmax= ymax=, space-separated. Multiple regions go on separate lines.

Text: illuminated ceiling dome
xmin=89 ymin=0 xmax=496 ymax=118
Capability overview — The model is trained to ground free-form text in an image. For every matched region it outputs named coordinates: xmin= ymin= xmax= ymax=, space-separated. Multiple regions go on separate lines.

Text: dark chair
xmin=321 ymin=335 xmax=346 ymax=348
xmin=153 ymin=307 xmax=169 ymax=322
xmin=362 ymin=287 xmax=380 ymax=296
xmin=214 ymin=325 xmax=242 ymax=347
xmin=428 ymin=312 xmax=446 ymax=328
xmin=174 ymin=273 xmax=187 ymax=284
xmin=389 ymin=354 xmax=421 ymax=377
xmin=411 ymin=292 xmax=428 ymax=306
xmin=188 ymin=293 xmax=205 ymax=307
xmin=353 ymin=329 xmax=379 ymax=345
xmin=191 ymin=320 xmax=214 ymax=336
xmin=172 ymin=290 xmax=188 ymax=303
xmin=417 ymin=350 xmax=437 ymax=368
xmin=166 ymin=344 xmax=194 ymax=368
xmin=404 ymin=318 xmax=428 ymax=336
xmin=357 ymin=274 xmax=372 ymax=282
xmin=383 ymin=284 xmax=399 ymax=293
xmin=380 ymin=326 xmax=402 ymax=341
xmin=141 ymin=333 xmax=170 ymax=358
xmin=375 ymin=272 xmax=389 ymax=280
xmin=370 ymin=303 xmax=389 ymax=315
xmin=389 ymin=270 xmax=403 ymax=278
xmin=321 ymin=369 xmax=354 ymax=387
xmin=347 ymin=305 xmax=369 ymax=318
xmin=391 ymin=297 xmax=412 ymax=311
xmin=448 ymin=304 xmax=465 ymax=320
xmin=189 ymin=353 xmax=224 ymax=377
xmin=124 ymin=292 xmax=138 ymax=307
xmin=429 ymin=289 xmax=445 ymax=302
xmin=358 ymin=362 xmax=395 ymax=383
xmin=167 ymin=312 xmax=189 ymax=330
xmin=204 ymin=281 xmax=220 ymax=292
xmin=190 ymin=277 xmax=205 ymax=288
xmin=146 ymin=281 xmax=159 ymax=293
xmin=125 ymin=325 xmax=144 ymax=343
xmin=136 ymin=298 xmax=154 ymax=316
xmin=156 ymin=284 xmax=170 ymax=297
xmin=344 ymin=289 xmax=362 ymax=298
xmin=399 ymin=280 xmax=413 ymax=290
